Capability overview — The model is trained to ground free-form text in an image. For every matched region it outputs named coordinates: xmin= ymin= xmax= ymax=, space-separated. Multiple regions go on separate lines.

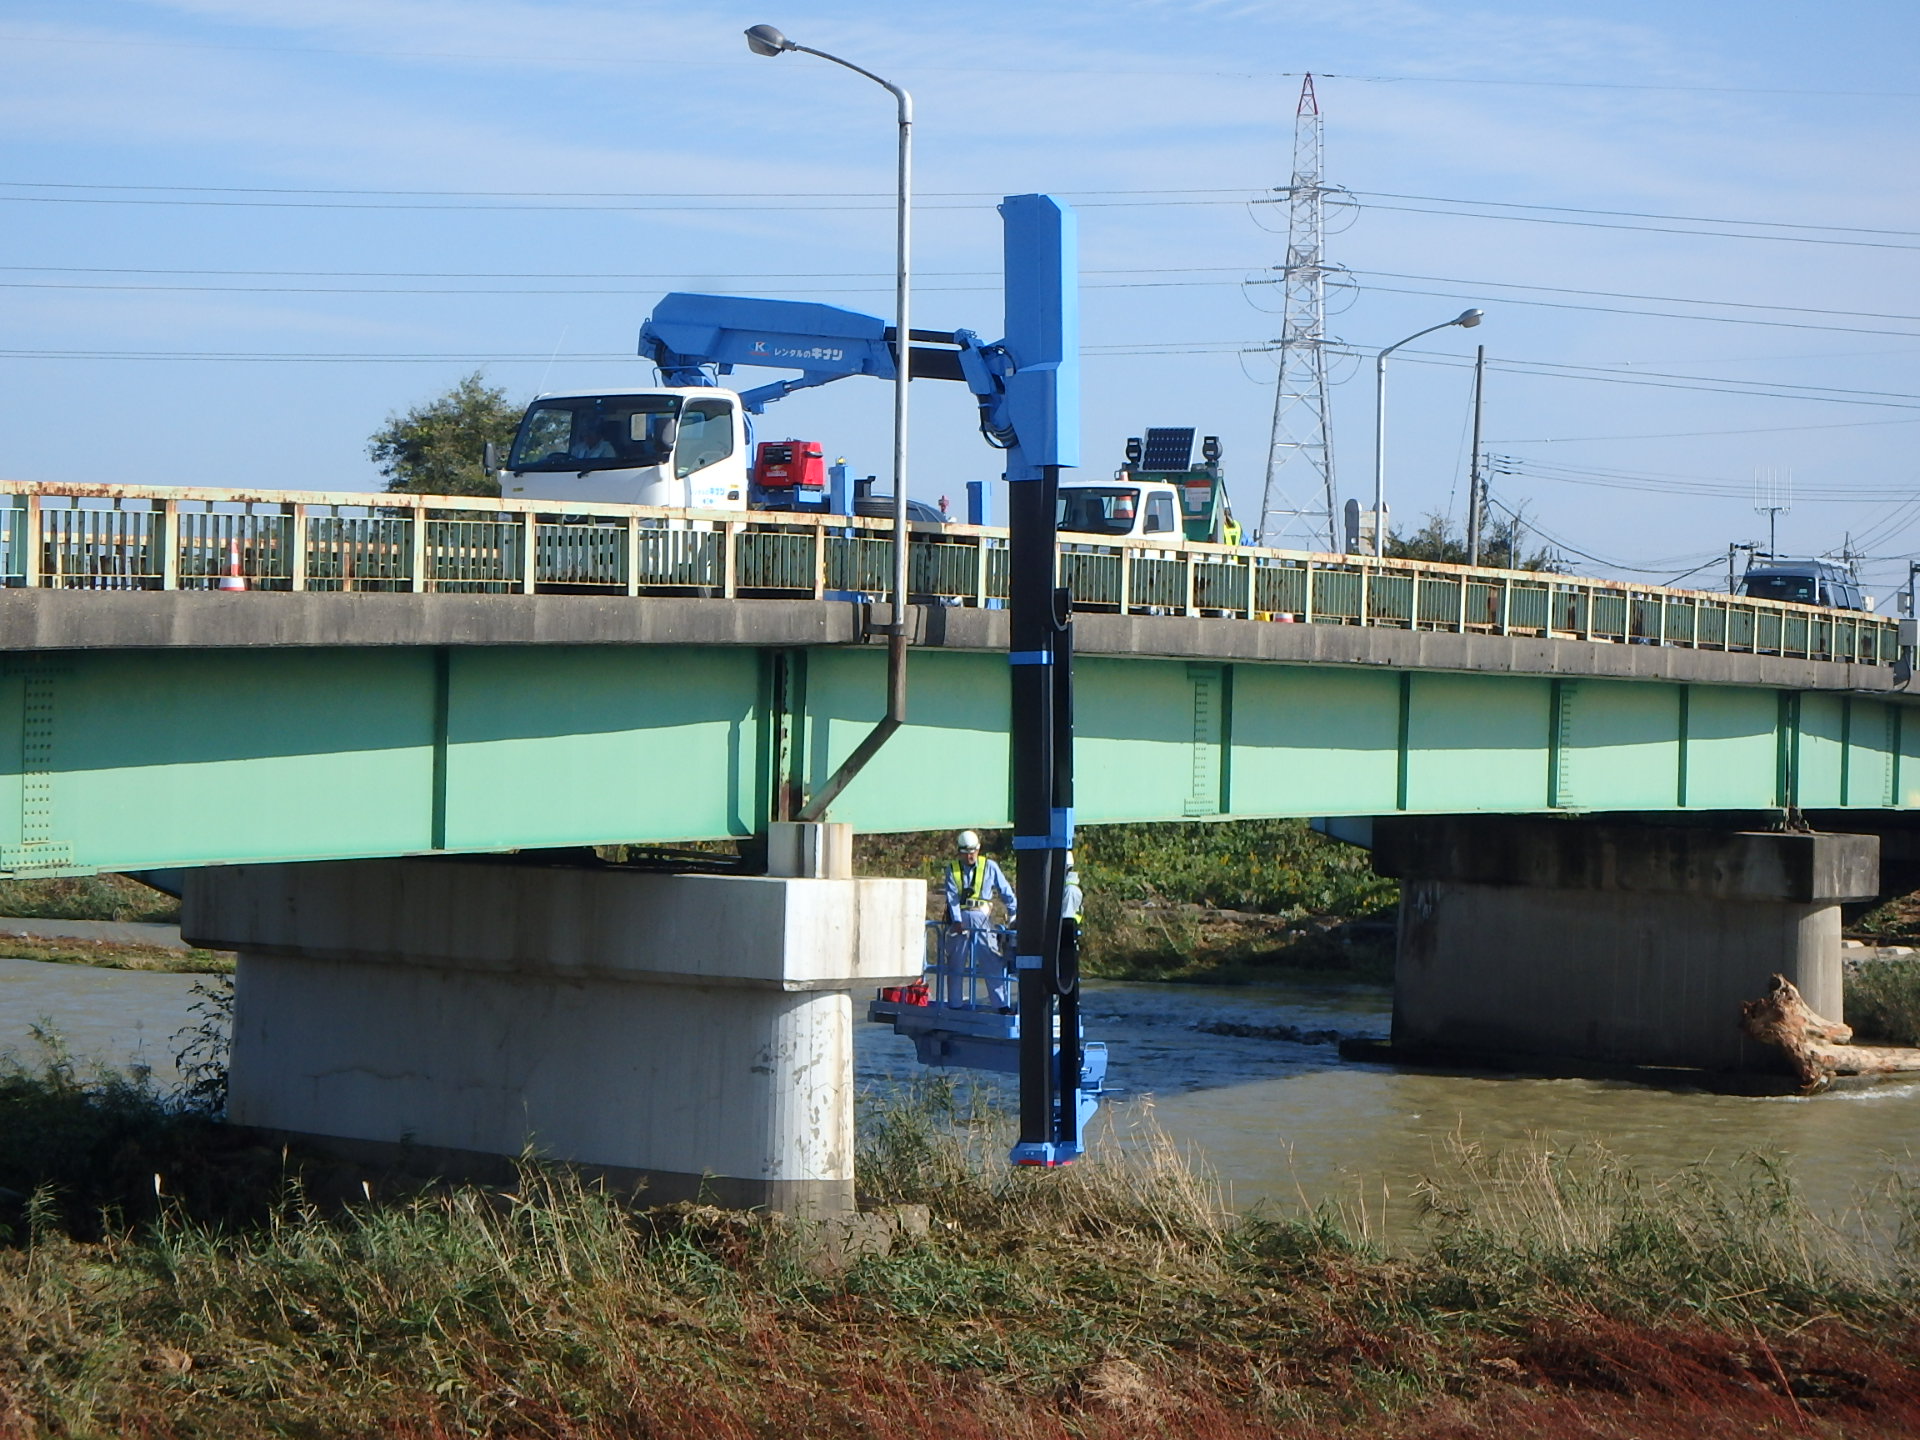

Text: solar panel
xmin=1141 ymin=427 xmax=1195 ymax=471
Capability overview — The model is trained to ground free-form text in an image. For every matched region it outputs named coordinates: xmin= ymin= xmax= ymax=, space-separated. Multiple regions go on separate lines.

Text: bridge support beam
xmin=182 ymin=856 xmax=922 ymax=1215
xmin=1373 ymin=818 xmax=1880 ymax=1072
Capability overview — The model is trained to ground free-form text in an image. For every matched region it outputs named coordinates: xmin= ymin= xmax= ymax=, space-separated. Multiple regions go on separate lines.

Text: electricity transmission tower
xmin=1256 ymin=74 xmax=1340 ymax=551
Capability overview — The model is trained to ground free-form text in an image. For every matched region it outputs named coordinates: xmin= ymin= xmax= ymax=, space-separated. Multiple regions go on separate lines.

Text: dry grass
xmin=0 ymin=934 xmax=231 ymax=974
xmin=0 ymin=1062 xmax=1917 ymax=1437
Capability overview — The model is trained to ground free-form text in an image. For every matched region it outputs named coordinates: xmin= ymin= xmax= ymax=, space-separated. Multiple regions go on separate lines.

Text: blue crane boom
xmin=638 ymin=292 xmax=1010 ymax=427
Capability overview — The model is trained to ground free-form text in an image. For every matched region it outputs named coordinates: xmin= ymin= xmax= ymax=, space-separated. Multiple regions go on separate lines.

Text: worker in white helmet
xmin=942 ymin=830 xmax=1017 ymax=1010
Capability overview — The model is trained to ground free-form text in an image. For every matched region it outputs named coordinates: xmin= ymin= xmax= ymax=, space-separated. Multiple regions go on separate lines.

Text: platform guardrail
xmin=0 ymin=480 xmax=1897 ymax=666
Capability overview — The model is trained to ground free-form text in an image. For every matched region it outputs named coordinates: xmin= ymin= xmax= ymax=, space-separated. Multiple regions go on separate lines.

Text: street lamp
xmin=1370 ymin=308 xmax=1482 ymax=556
xmin=748 ymin=24 xmax=916 ymax=820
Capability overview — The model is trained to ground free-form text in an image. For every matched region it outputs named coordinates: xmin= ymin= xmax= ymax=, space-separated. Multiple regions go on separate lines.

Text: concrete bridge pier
xmin=182 ymin=829 xmax=922 ymax=1216
xmin=1371 ymin=817 xmax=1880 ymax=1073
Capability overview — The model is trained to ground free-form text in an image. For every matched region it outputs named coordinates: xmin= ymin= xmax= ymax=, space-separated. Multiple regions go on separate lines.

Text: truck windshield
xmin=1057 ymin=487 xmax=1141 ymax=537
xmin=1742 ymin=573 xmax=1817 ymax=605
xmin=509 ymin=395 xmax=680 ymax=473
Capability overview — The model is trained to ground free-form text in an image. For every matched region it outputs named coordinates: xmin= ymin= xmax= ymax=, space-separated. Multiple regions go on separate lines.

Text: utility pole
xmin=1466 ymin=344 xmax=1486 ymax=566
xmin=1753 ymin=466 xmax=1791 ymax=560
xmin=1256 ymin=75 xmax=1339 ymax=552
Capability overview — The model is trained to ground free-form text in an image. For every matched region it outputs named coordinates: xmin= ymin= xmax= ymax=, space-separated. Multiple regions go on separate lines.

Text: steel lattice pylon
xmin=1256 ymin=75 xmax=1340 ymax=552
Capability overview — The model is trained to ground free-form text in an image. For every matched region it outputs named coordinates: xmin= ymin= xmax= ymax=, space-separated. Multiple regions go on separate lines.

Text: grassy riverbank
xmin=0 ymin=874 xmax=178 ymax=925
xmin=0 ymin=1060 xmax=1916 ymax=1438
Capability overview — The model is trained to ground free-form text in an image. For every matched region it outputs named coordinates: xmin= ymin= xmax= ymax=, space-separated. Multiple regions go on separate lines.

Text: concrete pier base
xmin=1372 ymin=819 xmax=1879 ymax=1072
xmin=182 ymin=856 xmax=923 ymax=1215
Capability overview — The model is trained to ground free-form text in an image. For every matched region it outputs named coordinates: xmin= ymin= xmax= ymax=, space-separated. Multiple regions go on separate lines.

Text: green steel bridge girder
xmin=0 ymin=644 xmax=1916 ymax=878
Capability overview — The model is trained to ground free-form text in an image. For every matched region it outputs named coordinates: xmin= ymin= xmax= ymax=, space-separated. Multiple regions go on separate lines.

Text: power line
xmin=0 ymin=192 xmax=1248 ymax=214
xmin=0 ymin=262 xmax=1253 ymax=280
xmin=1311 ymin=73 xmax=1920 ymax=99
xmin=1498 ymin=416 xmax=1920 ymax=443
xmin=0 ymin=179 xmax=1247 ymax=201
xmin=1353 ymin=200 xmax=1920 ymax=253
xmin=1357 ymin=269 xmax=1920 ymax=324
xmin=1356 ymin=282 xmax=1920 ymax=339
xmin=1354 ymin=190 xmax=1920 ymax=240
xmin=1324 ymin=344 xmax=1920 ymax=411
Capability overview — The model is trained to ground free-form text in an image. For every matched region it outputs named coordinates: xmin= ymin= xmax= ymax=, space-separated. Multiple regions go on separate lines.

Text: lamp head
xmin=745 ymin=24 xmax=794 ymax=56
xmin=1453 ymin=308 xmax=1484 ymax=328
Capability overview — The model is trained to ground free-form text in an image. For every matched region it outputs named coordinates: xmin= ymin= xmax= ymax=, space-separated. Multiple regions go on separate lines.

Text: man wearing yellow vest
xmin=942 ymin=830 xmax=1017 ymax=1010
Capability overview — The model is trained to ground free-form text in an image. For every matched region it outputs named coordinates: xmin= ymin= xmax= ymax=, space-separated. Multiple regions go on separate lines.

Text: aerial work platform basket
xmin=867 ymin=923 xmax=1107 ymax=1140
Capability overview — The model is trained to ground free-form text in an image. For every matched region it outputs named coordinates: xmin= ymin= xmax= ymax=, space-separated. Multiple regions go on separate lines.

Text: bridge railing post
xmin=406 ymin=505 xmax=427 ymax=593
xmin=1359 ymin=563 xmax=1372 ymax=628
xmin=1498 ymin=575 xmax=1511 ymax=634
xmin=519 ymin=513 xmax=537 ymax=594
xmin=21 ymin=494 xmax=40 ymax=589
xmin=287 ymin=504 xmax=307 ymax=592
xmin=721 ymin=521 xmax=740 ymax=600
xmin=1301 ymin=559 xmax=1315 ymax=624
xmin=1119 ymin=545 xmax=1133 ymax=614
xmin=157 ymin=499 xmax=179 ymax=592
xmin=624 ymin=515 xmax=641 ymax=597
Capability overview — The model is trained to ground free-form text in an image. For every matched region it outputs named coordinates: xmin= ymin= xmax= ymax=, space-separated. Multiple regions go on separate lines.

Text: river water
xmin=6 ymin=957 xmax=1916 ymax=1237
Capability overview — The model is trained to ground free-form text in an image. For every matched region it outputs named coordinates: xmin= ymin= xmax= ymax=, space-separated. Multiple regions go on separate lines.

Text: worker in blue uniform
xmin=943 ymin=830 xmax=1017 ymax=1009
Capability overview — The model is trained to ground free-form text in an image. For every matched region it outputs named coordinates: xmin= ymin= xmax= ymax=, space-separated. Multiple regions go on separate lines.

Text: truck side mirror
xmin=482 ymin=441 xmax=499 ymax=472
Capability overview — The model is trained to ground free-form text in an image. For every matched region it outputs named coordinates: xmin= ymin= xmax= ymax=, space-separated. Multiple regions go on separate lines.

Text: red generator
xmin=752 ymin=439 xmax=826 ymax=491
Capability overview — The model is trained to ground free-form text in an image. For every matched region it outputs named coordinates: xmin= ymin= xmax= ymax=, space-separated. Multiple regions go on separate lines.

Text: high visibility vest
xmin=949 ymin=860 xmax=988 ymax=908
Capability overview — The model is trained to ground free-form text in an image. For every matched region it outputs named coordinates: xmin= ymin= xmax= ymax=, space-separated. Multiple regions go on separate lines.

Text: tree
xmin=1387 ymin=510 xmax=1563 ymax=573
xmin=367 ymin=372 xmax=522 ymax=497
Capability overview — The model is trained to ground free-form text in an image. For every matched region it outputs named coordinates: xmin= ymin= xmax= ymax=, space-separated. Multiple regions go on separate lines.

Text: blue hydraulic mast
xmin=864 ymin=194 xmax=1100 ymax=1163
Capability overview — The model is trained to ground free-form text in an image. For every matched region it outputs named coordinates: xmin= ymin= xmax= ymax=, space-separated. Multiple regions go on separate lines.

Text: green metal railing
xmin=0 ymin=480 xmax=1900 ymax=666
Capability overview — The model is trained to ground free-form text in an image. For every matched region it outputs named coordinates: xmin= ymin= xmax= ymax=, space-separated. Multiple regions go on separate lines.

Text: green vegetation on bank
xmin=0 ymin=935 xmax=230 ymax=974
xmin=859 ymin=819 xmax=1398 ymax=983
xmin=1847 ymin=957 xmax=1920 ymax=1047
xmin=0 ymin=1060 xmax=1916 ymax=1439
xmin=0 ymin=873 xmax=178 ymax=924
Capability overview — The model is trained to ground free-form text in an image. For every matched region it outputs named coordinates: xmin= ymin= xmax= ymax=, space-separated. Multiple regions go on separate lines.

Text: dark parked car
xmin=854 ymin=494 xmax=947 ymax=525
xmin=1739 ymin=561 xmax=1869 ymax=611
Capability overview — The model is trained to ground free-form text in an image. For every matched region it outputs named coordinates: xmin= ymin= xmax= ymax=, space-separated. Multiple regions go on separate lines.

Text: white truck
xmin=496 ymin=296 xmax=1240 ymax=545
xmin=499 ymin=386 xmax=749 ymax=512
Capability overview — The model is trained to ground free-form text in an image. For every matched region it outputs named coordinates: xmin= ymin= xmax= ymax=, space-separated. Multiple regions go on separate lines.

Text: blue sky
xmin=3 ymin=1 xmax=1918 ymax=593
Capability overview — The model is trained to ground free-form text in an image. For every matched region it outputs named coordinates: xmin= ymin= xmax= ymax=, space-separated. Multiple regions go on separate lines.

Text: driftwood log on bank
xmin=1739 ymin=973 xmax=1920 ymax=1090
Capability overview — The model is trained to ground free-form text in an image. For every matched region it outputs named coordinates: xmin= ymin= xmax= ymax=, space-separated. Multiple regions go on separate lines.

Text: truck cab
xmin=501 ymin=388 xmax=748 ymax=511
xmin=1056 ymin=480 xmax=1185 ymax=541
xmin=1057 ymin=427 xmax=1239 ymax=544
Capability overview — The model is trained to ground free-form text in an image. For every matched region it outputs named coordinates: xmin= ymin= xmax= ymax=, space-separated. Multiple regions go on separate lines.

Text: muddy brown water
xmin=6 ymin=957 xmax=1916 ymax=1238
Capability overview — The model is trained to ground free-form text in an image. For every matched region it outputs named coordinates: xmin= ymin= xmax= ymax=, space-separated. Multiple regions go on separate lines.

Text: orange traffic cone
xmin=217 ymin=537 xmax=248 ymax=591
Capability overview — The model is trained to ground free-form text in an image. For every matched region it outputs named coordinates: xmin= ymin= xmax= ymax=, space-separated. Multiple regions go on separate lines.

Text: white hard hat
xmin=1065 ymin=849 xmax=1076 ymax=869
xmin=956 ymin=830 xmax=981 ymax=850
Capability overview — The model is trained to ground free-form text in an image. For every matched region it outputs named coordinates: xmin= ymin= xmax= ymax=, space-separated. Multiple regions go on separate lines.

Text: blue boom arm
xmin=638 ymin=292 xmax=1015 ymax=429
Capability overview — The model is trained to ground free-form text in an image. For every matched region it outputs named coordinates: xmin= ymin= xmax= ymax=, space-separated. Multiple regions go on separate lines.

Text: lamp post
xmin=1371 ymin=308 xmax=1482 ymax=556
xmin=749 ymin=24 xmax=915 ymax=821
